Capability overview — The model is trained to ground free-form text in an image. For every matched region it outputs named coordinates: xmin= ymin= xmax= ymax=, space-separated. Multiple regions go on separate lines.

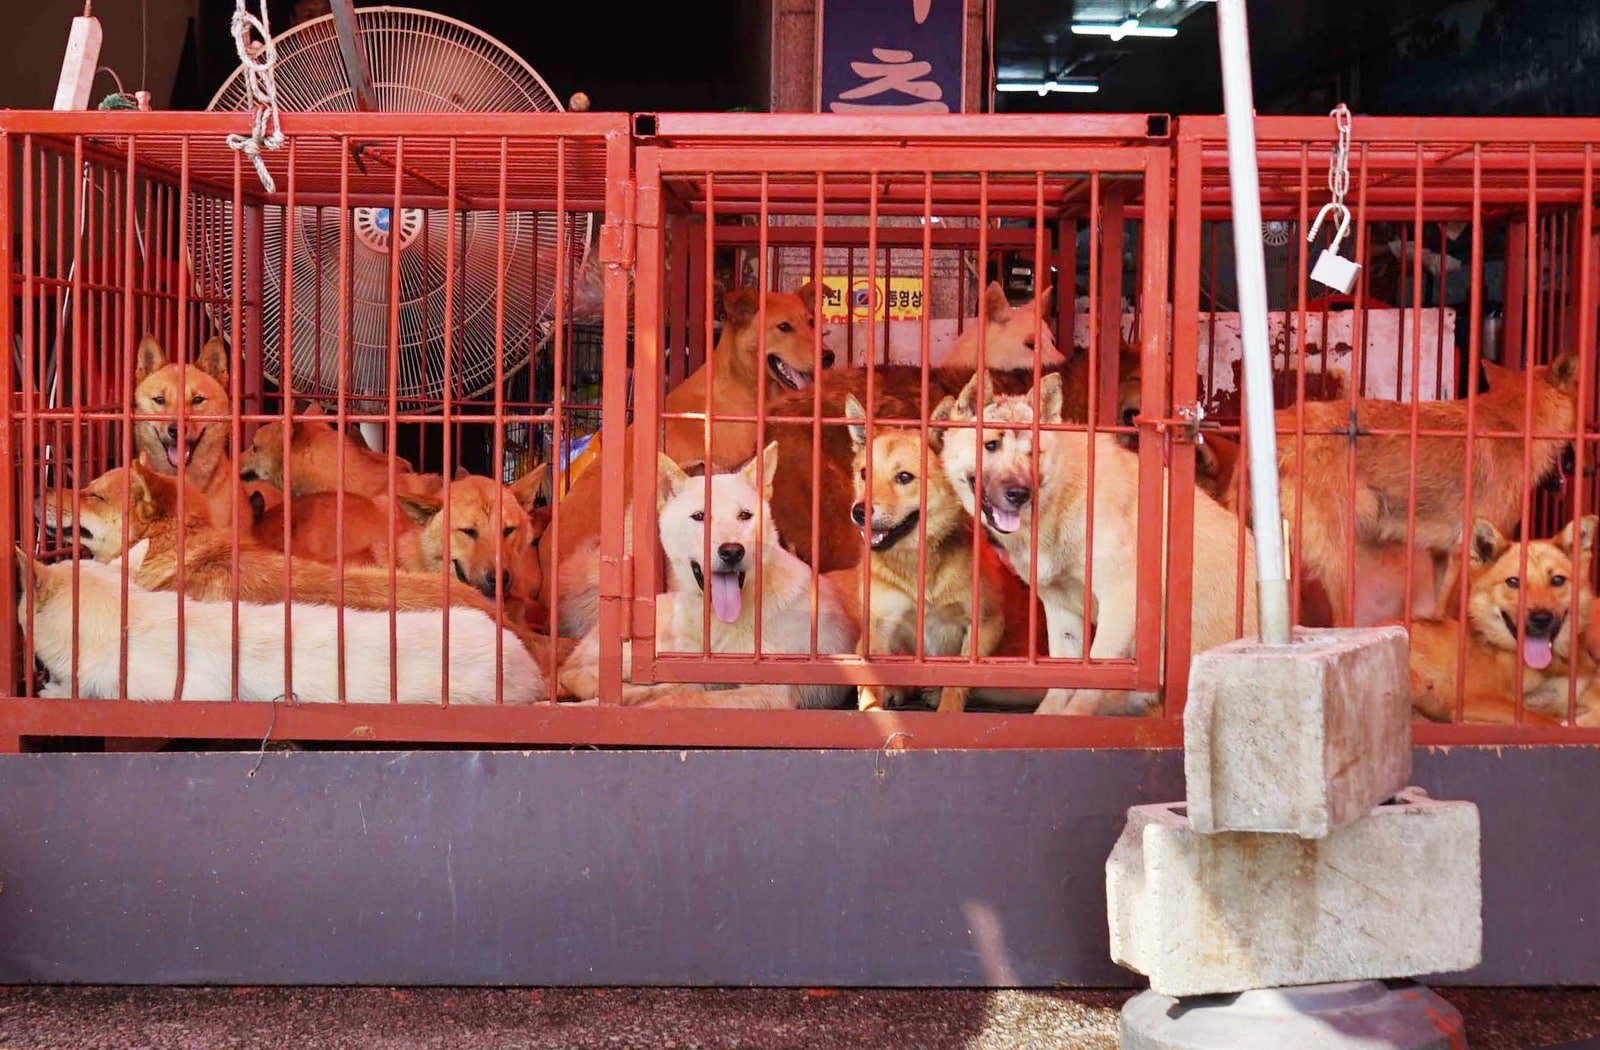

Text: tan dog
xmin=396 ymin=467 xmax=551 ymax=625
xmin=133 ymin=335 xmax=236 ymax=525
xmin=1233 ymin=354 xmax=1580 ymax=626
xmin=239 ymin=404 xmax=444 ymax=500
xmin=1406 ymin=516 xmax=1595 ymax=725
xmin=935 ymin=371 xmax=1259 ymax=716
xmin=942 ymin=282 xmax=1062 ymax=371
xmin=37 ymin=459 xmax=570 ymax=669
xmin=544 ymin=286 xmax=831 ymax=634
xmin=841 ymin=394 xmax=1006 ymax=713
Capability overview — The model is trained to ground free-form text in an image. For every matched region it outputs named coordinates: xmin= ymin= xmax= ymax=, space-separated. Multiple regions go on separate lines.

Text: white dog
xmin=14 ymin=550 xmax=543 ymax=704
xmin=559 ymin=443 xmax=858 ymax=709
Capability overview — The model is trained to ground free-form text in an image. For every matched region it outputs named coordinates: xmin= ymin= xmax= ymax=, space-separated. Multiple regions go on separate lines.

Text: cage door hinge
xmin=598 ymin=553 xmax=636 ymax=639
xmin=599 ymin=179 xmax=636 ymax=268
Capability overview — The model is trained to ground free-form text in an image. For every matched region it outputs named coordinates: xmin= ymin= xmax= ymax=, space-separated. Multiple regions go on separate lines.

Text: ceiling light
xmin=996 ymin=78 xmax=1101 ymax=94
xmin=1071 ymin=19 xmax=1178 ymax=40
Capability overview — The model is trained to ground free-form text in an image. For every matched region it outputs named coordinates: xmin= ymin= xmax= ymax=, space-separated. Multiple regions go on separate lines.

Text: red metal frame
xmin=5 ymin=110 xmax=1599 ymax=751
xmin=1174 ymin=116 xmax=1600 ymax=740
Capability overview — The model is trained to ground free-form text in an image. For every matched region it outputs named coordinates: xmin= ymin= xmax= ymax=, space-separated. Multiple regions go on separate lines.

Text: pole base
xmin=1119 ymin=980 xmax=1466 ymax=1050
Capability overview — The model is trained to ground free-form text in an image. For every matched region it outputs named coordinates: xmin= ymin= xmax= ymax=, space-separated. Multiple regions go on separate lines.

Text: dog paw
xmin=1035 ymin=688 xmax=1076 ymax=715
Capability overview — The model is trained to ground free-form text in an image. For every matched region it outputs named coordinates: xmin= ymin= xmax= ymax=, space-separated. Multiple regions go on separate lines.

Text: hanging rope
xmin=226 ymin=0 xmax=284 ymax=193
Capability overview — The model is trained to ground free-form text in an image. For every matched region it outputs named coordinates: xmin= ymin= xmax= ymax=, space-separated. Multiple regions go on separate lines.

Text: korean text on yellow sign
xmin=804 ymin=276 xmax=925 ymax=323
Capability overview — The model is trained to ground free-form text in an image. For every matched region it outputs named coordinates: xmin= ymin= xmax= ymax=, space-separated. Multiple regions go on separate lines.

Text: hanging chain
xmin=225 ymin=0 xmax=284 ymax=194
xmin=1307 ymin=103 xmax=1354 ymax=247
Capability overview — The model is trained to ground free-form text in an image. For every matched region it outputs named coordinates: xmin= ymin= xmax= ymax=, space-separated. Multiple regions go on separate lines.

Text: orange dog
xmin=133 ymin=335 xmax=237 ymax=525
xmin=398 ymin=467 xmax=551 ymax=625
xmin=1406 ymin=516 xmax=1595 ymax=725
xmin=1231 ymin=354 xmax=1579 ymax=626
xmin=239 ymin=404 xmax=444 ymax=500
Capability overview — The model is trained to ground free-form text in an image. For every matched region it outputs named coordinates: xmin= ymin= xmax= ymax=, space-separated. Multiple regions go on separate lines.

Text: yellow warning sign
xmin=804 ymin=275 xmax=925 ymax=323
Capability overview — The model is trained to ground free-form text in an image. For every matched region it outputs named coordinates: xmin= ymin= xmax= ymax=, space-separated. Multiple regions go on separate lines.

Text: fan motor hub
xmin=353 ymin=206 xmax=425 ymax=252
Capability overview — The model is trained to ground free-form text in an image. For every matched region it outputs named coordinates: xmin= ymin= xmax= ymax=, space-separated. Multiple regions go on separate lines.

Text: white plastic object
xmin=54 ymin=15 xmax=103 ymax=111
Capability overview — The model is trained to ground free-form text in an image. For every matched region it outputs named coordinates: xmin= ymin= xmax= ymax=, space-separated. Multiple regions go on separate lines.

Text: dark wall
xmin=1 ymin=746 xmax=1594 ymax=987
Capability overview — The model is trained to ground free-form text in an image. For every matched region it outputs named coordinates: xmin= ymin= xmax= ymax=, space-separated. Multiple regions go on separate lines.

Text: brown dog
xmin=941 ymin=282 xmax=1062 ymax=371
xmin=397 ymin=467 xmax=551 ymax=626
xmin=1406 ymin=516 xmax=1595 ymax=725
xmin=133 ymin=336 xmax=236 ymax=525
xmin=1232 ymin=354 xmax=1580 ymax=626
xmin=239 ymin=404 xmax=444 ymax=500
xmin=248 ymin=490 xmax=411 ymax=568
xmin=542 ymin=286 xmax=831 ymax=634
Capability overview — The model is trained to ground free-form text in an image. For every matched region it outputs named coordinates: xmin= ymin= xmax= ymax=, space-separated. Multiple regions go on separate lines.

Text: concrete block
xmin=1106 ymin=789 xmax=1482 ymax=998
xmin=1185 ymin=626 xmax=1412 ymax=839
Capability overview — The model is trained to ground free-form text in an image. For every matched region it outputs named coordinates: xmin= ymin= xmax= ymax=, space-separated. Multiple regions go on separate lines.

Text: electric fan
xmin=193 ymin=6 xmax=591 ymax=410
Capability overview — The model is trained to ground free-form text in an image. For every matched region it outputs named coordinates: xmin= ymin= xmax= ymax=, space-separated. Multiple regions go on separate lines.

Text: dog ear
xmin=1546 ymin=352 xmax=1582 ymax=393
xmin=298 ymin=401 xmax=326 ymax=418
xmin=197 ymin=337 xmax=231 ymax=389
xmin=740 ymin=441 xmax=779 ymax=503
xmin=795 ymin=281 xmax=818 ymax=316
xmin=1036 ymin=285 xmax=1054 ymax=315
xmin=723 ymin=288 xmax=759 ymax=325
xmin=1469 ymin=518 xmax=1508 ymax=568
xmin=526 ymin=505 xmax=553 ymax=545
xmin=135 ymin=336 xmax=168 ymax=383
xmin=657 ymin=454 xmax=692 ymax=510
xmin=843 ymin=394 xmax=869 ymax=452
xmin=12 ymin=546 xmax=47 ymax=606
xmin=953 ymin=369 xmax=992 ymax=419
xmin=1035 ymin=372 xmax=1064 ymax=425
xmin=982 ymin=281 xmax=1011 ymax=322
xmin=247 ymin=489 xmax=268 ymax=526
xmin=1558 ymin=514 xmax=1599 ymax=557
xmin=396 ymin=493 xmax=443 ymax=526
xmin=509 ymin=463 xmax=550 ymax=513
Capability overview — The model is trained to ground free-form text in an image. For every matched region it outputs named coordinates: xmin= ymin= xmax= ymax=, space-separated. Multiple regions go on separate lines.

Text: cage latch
xmin=1136 ymin=402 xmax=1209 ymax=445
xmin=600 ymin=179 xmax=637 ymax=268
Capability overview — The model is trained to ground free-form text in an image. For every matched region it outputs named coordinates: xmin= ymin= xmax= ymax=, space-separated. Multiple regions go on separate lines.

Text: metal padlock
xmin=1307 ymin=203 xmax=1362 ymax=294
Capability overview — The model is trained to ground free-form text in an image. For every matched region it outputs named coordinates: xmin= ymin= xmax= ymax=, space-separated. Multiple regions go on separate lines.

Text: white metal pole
xmin=1215 ymin=0 xmax=1291 ymax=644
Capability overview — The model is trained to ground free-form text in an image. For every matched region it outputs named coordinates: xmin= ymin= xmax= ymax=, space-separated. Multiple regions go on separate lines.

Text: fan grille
xmin=197 ymin=7 xmax=592 ymax=410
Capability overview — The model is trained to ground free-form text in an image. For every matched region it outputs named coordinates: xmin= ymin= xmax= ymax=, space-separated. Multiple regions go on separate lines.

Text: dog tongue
xmin=710 ymin=573 xmax=743 ymax=624
xmin=166 ymin=443 xmax=182 ymax=468
xmin=990 ymin=505 xmax=1022 ymax=534
xmin=1524 ymin=635 xmax=1554 ymax=670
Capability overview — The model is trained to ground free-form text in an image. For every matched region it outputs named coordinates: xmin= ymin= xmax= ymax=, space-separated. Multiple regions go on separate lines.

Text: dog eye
xmin=461 ymin=527 xmax=478 ymax=540
xmin=895 ymin=471 xmax=914 ymax=485
xmin=1505 ymin=576 xmax=1520 ymax=589
xmin=503 ymin=526 xmax=516 ymax=539
xmin=738 ymin=510 xmax=754 ymax=521
xmin=1552 ymin=574 xmax=1568 ymax=587
xmin=191 ymin=395 xmax=204 ymax=406
xmin=691 ymin=510 xmax=705 ymax=522
xmin=984 ymin=439 xmax=1000 ymax=453
xmin=151 ymin=395 xmax=166 ymax=406
xmin=776 ymin=321 xmax=793 ymax=333
xmin=859 ymin=468 xmax=866 ymax=480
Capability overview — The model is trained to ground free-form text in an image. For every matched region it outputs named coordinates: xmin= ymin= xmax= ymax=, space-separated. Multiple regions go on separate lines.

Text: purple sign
xmin=818 ymin=0 xmax=966 ymax=114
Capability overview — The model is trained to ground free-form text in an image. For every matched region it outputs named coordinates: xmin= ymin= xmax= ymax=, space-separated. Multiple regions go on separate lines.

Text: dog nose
xmin=717 ymin=542 xmax=745 ymax=566
xmin=851 ymin=502 xmax=866 ymax=526
xmin=1003 ymin=486 xmax=1031 ymax=509
xmin=1527 ymin=609 xmax=1557 ymax=635
xmin=821 ymin=350 xmax=836 ymax=369
xmin=166 ymin=423 xmax=179 ymax=440
xmin=1120 ymin=407 xmax=1138 ymax=427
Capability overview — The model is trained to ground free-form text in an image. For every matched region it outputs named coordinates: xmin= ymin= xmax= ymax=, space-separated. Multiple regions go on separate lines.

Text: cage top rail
xmin=641 ymin=112 xmax=1171 ymax=148
xmin=0 ymin=111 xmax=630 ymax=211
